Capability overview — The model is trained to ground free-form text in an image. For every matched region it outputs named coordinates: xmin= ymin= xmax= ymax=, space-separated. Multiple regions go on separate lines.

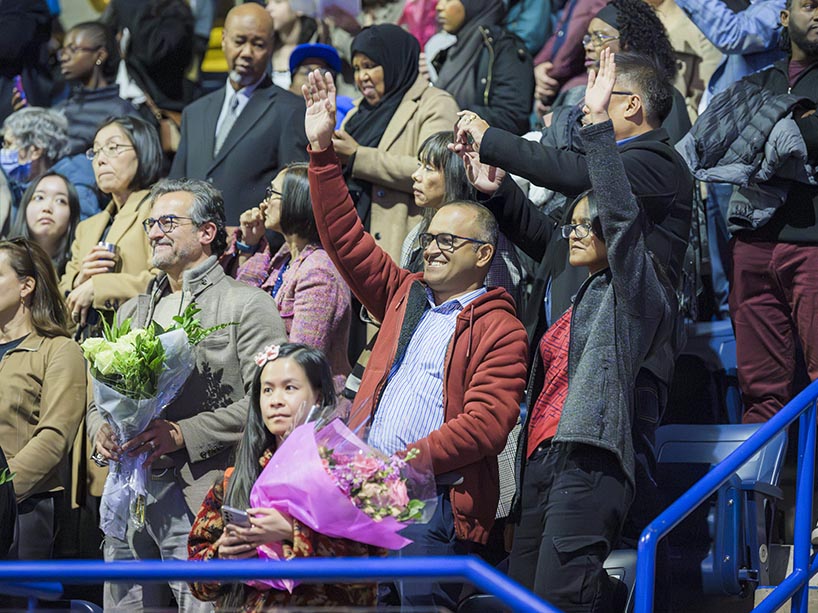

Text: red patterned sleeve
xmin=187 ymin=480 xmax=227 ymax=602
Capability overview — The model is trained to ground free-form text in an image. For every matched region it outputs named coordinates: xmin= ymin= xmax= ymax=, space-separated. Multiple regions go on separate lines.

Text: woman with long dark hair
xmin=234 ymin=163 xmax=352 ymax=392
xmin=189 ymin=343 xmax=379 ymax=609
xmin=9 ymin=172 xmax=81 ymax=277
xmin=0 ymin=238 xmax=86 ymax=560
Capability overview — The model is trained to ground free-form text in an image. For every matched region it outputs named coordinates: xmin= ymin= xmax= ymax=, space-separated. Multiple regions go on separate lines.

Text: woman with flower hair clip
xmin=188 ymin=342 xmax=380 ymax=610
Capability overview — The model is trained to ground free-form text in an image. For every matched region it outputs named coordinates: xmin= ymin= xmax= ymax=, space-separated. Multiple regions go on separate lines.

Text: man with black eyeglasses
xmin=87 ymin=177 xmax=285 ymax=612
xmin=302 ymin=70 xmax=529 ymax=610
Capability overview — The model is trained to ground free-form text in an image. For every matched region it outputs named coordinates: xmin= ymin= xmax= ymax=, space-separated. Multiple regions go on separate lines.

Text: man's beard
xmin=788 ymin=24 xmax=818 ymax=59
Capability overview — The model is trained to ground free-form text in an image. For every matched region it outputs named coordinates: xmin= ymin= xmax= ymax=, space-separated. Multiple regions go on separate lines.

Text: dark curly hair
xmin=608 ymin=0 xmax=678 ymax=82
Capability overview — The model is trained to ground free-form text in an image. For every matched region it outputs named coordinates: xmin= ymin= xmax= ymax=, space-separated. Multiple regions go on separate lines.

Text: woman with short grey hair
xmin=1 ymin=107 xmax=100 ymax=222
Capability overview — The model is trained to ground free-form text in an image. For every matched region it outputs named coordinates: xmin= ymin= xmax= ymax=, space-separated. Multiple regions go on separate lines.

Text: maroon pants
xmin=730 ymin=238 xmax=818 ymax=423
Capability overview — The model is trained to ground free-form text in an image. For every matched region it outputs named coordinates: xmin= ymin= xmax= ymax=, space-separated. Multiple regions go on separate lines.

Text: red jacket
xmin=308 ymin=146 xmax=528 ymax=543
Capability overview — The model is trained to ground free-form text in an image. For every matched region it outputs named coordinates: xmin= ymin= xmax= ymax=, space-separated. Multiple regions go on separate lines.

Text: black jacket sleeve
xmin=481 ymin=126 xmax=593 ymax=194
xmin=481 ymin=175 xmax=558 ymax=261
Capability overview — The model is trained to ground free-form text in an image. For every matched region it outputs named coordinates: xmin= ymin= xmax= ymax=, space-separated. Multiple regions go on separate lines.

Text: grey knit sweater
xmin=524 ymin=120 xmax=677 ymax=489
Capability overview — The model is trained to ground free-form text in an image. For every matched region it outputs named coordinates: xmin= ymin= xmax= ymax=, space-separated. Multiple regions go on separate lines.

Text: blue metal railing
xmin=0 ymin=556 xmax=560 ymax=612
xmin=634 ymin=378 xmax=818 ymax=613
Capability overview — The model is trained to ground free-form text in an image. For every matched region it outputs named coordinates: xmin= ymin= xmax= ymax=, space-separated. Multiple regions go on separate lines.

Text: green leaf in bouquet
xmin=0 ymin=468 xmax=15 ymax=485
xmin=398 ymin=498 xmax=426 ymax=522
xmin=170 ymin=302 xmax=237 ymax=346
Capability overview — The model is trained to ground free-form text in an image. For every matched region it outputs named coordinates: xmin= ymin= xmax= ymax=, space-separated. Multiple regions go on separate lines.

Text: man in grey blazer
xmin=89 ymin=178 xmax=287 ymax=612
xmin=169 ymin=3 xmax=308 ymax=225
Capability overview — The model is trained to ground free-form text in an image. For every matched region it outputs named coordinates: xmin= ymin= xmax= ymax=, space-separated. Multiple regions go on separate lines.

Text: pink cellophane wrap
xmin=248 ymin=420 xmax=413 ymax=592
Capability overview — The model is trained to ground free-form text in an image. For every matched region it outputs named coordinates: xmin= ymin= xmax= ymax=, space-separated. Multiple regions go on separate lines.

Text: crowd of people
xmin=0 ymin=0 xmax=815 ymax=612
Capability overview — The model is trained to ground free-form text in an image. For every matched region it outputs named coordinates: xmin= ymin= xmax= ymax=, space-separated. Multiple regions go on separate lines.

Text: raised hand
xmin=583 ymin=47 xmax=616 ymax=123
xmin=239 ymin=207 xmax=265 ymax=248
xmin=453 ymin=111 xmax=490 ymax=153
xmin=458 ymin=149 xmax=506 ymax=195
xmin=302 ymin=69 xmax=337 ymax=152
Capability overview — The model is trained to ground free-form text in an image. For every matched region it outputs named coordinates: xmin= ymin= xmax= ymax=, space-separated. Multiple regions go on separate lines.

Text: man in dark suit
xmin=170 ymin=2 xmax=308 ymax=225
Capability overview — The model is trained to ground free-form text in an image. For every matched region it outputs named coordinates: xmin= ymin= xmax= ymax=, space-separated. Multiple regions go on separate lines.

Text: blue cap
xmin=289 ymin=43 xmax=342 ymax=75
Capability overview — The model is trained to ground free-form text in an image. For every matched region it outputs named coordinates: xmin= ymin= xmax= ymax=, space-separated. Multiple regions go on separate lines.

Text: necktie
xmin=214 ymin=92 xmax=239 ymax=156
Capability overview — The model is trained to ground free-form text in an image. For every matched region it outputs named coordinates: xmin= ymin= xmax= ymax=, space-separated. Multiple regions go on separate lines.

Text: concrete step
xmin=754 ymin=544 xmax=818 ymax=609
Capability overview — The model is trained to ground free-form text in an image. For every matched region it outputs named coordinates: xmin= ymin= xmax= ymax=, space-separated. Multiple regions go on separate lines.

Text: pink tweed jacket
xmin=236 ymin=242 xmax=352 ymax=391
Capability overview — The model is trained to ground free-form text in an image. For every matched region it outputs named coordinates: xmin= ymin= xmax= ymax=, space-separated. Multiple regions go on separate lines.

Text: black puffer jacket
xmin=685 ymin=59 xmax=818 ymax=243
xmin=678 ymin=79 xmax=810 ymax=178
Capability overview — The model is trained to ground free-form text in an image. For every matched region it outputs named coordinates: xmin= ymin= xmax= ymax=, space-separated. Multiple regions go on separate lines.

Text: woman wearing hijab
xmin=330 ymin=24 xmax=459 ymax=265
xmin=430 ymin=0 xmax=533 ymax=135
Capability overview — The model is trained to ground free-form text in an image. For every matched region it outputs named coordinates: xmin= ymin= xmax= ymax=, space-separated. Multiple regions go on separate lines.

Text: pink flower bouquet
xmin=248 ymin=418 xmax=436 ymax=592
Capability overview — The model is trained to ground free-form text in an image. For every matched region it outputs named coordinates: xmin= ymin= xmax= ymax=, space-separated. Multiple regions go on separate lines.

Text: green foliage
xmin=0 ymin=468 xmax=14 ymax=485
xmin=81 ymin=301 xmax=236 ymax=400
xmin=171 ymin=303 xmax=236 ymax=346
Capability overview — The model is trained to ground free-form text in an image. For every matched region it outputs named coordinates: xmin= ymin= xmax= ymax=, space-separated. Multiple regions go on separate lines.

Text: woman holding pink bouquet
xmin=188 ymin=343 xmax=380 ymax=610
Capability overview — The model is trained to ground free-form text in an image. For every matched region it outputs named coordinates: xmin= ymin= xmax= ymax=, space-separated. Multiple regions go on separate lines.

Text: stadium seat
xmin=604 ymin=548 xmax=637 ymax=613
xmin=667 ymin=321 xmax=742 ymax=424
xmin=654 ymin=424 xmax=787 ymax=596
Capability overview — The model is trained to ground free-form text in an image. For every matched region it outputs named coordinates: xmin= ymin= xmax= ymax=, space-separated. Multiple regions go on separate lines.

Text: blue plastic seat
xmin=653 ymin=423 xmax=787 ymax=595
xmin=677 ymin=321 xmax=742 ymax=424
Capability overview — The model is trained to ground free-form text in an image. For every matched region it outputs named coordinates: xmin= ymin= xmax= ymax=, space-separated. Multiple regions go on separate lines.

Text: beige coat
xmin=59 ymin=189 xmax=158 ymax=313
xmin=343 ymin=75 xmax=460 ymax=263
xmin=0 ymin=332 xmax=86 ymax=502
xmin=655 ymin=0 xmax=722 ymax=123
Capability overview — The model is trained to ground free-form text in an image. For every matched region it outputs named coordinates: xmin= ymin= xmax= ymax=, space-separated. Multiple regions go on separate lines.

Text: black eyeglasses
xmin=58 ymin=44 xmax=102 ymax=59
xmin=611 ymin=90 xmax=634 ymax=97
xmin=142 ymin=215 xmax=197 ymax=235
xmin=264 ymin=186 xmax=282 ymax=201
xmin=418 ymin=232 xmax=489 ymax=253
xmin=561 ymin=222 xmax=595 ymax=239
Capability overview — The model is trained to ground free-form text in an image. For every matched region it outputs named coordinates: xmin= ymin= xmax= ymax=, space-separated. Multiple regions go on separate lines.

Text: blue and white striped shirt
xmin=367 ymin=286 xmax=487 ymax=455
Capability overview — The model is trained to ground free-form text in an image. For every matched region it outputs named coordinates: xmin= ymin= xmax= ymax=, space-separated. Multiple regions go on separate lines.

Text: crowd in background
xmin=0 ymin=0 xmax=815 ymax=611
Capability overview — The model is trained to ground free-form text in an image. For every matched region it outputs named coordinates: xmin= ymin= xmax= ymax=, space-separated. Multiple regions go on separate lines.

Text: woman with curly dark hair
xmin=551 ymin=0 xmax=691 ymax=141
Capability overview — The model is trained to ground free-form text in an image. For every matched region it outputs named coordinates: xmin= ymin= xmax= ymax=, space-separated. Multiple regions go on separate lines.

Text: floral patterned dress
xmin=187 ymin=449 xmax=382 ymax=610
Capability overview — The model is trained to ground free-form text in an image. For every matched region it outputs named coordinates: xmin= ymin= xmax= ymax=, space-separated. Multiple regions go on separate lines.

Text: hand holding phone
xmin=12 ymin=75 xmax=27 ymax=107
xmin=221 ymin=504 xmax=252 ymax=528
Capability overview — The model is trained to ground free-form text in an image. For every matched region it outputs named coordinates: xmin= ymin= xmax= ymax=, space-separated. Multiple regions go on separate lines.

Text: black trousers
xmin=8 ymin=492 xmax=58 ymax=560
xmin=508 ymin=443 xmax=633 ymax=613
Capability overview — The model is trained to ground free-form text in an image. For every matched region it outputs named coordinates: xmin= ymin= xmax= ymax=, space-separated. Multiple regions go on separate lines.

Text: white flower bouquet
xmin=82 ymin=303 xmax=233 ymax=538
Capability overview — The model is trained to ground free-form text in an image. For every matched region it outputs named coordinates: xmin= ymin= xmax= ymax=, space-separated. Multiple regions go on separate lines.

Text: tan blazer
xmin=1 ymin=332 xmax=86 ymax=502
xmin=59 ymin=189 xmax=158 ymax=313
xmin=343 ymin=75 xmax=460 ymax=262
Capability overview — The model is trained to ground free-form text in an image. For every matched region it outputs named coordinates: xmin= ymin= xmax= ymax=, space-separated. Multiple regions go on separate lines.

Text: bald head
xmin=225 ymin=2 xmax=274 ymax=32
xmin=223 ymin=4 xmax=275 ymax=89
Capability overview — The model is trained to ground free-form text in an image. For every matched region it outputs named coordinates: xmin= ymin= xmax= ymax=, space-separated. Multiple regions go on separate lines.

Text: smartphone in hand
xmin=221 ymin=504 xmax=252 ymax=528
xmin=12 ymin=76 xmax=27 ymax=105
